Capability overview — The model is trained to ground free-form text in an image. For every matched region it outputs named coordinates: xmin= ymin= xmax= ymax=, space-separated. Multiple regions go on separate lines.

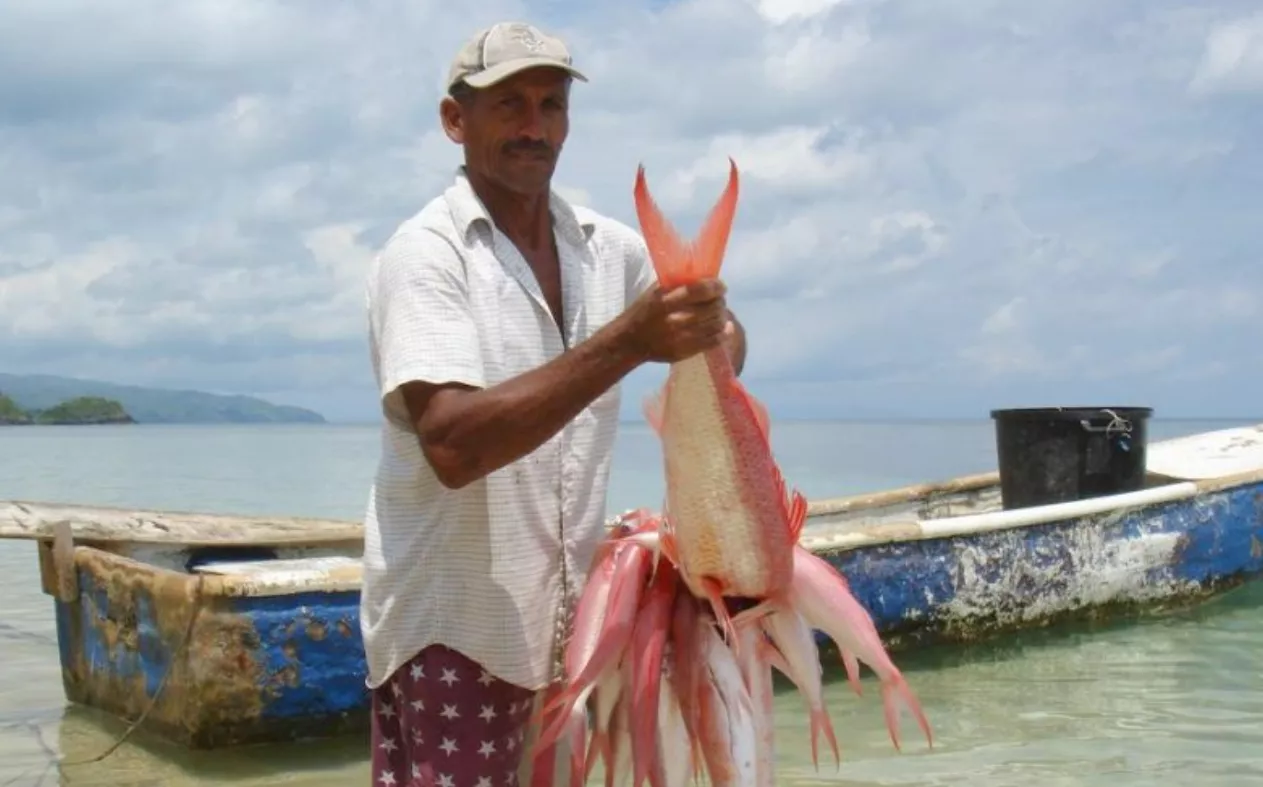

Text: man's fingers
xmin=660 ymin=279 xmax=726 ymax=306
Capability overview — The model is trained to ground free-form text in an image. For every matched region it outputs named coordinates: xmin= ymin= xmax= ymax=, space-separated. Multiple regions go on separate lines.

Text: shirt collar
xmin=447 ymin=166 xmax=592 ymax=247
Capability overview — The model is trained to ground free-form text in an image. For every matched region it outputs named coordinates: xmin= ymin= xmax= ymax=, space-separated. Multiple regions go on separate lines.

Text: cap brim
xmin=461 ymin=57 xmax=588 ymax=89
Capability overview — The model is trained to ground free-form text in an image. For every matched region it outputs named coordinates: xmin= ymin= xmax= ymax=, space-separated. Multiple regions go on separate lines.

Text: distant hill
xmin=0 ymin=374 xmax=326 ymax=425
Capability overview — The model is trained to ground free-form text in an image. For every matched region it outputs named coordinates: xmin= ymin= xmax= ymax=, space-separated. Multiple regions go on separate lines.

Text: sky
xmin=1 ymin=0 xmax=1261 ymax=423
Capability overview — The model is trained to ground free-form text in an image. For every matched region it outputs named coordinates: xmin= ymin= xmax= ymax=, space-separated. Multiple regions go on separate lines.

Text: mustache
xmin=502 ymin=139 xmax=555 ymax=156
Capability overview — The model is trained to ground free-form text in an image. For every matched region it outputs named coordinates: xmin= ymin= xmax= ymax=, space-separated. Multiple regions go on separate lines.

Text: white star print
xmin=378 ymin=703 xmax=396 ymax=720
xmin=439 ymin=737 xmax=459 ymax=755
xmin=478 ymin=740 xmax=497 ymax=759
xmin=476 ymin=777 xmax=493 ymax=787
xmin=440 ymin=703 xmax=460 ymax=720
xmin=410 ymin=699 xmax=425 ymax=713
xmin=479 ymin=704 xmax=497 ymax=722
xmin=410 ymin=663 xmax=425 ymax=681
xmin=437 ymin=775 xmax=455 ymax=787
xmin=411 ymin=764 xmax=421 ymax=780
xmin=378 ymin=736 xmax=397 ymax=753
xmin=378 ymin=771 xmax=396 ymax=786
xmin=439 ymin=667 xmax=460 ymax=687
xmin=390 ymin=681 xmax=403 ymax=697
xmin=411 ymin=729 xmax=424 ymax=745
xmin=506 ymin=735 xmax=517 ymax=752
xmin=477 ymin=670 xmax=495 ymax=686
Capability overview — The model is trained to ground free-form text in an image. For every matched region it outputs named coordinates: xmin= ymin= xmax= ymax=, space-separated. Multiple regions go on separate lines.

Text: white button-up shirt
xmin=360 ymin=168 xmax=655 ymax=691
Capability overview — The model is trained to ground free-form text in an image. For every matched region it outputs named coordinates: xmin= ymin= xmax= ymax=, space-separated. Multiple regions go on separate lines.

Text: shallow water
xmin=2 ymin=420 xmax=1262 ymax=786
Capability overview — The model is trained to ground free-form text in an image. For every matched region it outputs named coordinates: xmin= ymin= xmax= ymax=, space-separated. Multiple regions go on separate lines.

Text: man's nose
xmin=517 ymin=105 xmax=547 ymax=140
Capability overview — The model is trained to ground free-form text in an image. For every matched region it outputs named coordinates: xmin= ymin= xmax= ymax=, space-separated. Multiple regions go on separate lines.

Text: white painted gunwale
xmin=799 ymin=481 xmax=1200 ymax=553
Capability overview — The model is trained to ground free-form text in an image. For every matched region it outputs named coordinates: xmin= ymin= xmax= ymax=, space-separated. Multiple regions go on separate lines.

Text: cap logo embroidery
xmin=508 ymin=26 xmax=546 ymax=53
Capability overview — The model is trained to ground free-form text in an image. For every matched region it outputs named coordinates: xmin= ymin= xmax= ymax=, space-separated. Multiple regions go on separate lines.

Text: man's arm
xmin=375 ymin=231 xmax=728 ymax=490
xmin=402 ymin=316 xmax=643 ymax=490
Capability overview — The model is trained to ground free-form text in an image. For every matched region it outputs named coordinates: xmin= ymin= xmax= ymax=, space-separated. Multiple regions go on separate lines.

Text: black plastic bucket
xmin=989 ymin=406 xmax=1153 ymax=510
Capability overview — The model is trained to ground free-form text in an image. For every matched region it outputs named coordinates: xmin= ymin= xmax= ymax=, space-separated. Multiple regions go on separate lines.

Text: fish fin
xmin=633 ymin=159 xmax=740 ymax=288
xmin=817 ymin=704 xmax=842 ymax=771
xmin=842 ymin=649 xmax=864 ymax=696
xmin=747 ymin=389 xmax=767 ymax=444
xmin=699 ymin=577 xmax=738 ymax=648
xmin=729 ymin=598 xmax=776 ymax=630
xmin=690 ymin=158 xmax=741 ymax=281
xmin=881 ymin=674 xmax=934 ymax=751
xmin=787 ymin=488 xmax=809 ymax=543
xmin=642 ymin=385 xmax=667 ymax=436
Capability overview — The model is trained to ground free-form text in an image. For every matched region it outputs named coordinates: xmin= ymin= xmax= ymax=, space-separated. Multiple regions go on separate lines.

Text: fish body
xmin=635 ymin=162 xmax=808 ymax=635
xmin=696 ymin=617 xmax=759 ymax=787
xmin=734 ymin=621 xmax=777 ymax=787
xmin=628 ymin=565 xmax=678 ymax=787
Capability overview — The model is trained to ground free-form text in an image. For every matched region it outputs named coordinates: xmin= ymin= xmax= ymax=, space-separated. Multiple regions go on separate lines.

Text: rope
xmin=1079 ymin=408 xmax=1134 ymax=437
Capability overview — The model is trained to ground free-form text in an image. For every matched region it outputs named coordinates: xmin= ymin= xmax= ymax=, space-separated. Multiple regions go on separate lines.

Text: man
xmin=360 ymin=20 xmax=747 ymax=787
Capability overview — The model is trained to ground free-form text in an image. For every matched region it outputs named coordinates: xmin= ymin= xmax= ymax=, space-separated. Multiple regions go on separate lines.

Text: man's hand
xmin=619 ymin=280 xmax=729 ymax=364
xmin=722 ymin=310 xmax=747 ymax=375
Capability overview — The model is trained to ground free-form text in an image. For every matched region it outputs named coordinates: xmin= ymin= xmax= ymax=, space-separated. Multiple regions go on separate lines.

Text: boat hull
xmin=805 ymin=475 xmax=1263 ymax=656
xmin=46 ymin=547 xmax=369 ymax=749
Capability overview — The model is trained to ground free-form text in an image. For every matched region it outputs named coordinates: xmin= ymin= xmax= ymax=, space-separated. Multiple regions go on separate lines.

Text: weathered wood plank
xmin=0 ymin=500 xmax=363 ymax=546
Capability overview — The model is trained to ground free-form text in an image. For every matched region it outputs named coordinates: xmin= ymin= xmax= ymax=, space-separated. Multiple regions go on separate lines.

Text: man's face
xmin=442 ymin=67 xmax=571 ymax=196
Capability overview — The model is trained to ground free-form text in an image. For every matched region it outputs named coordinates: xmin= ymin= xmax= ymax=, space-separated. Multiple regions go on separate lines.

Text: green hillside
xmin=0 ymin=374 xmax=326 ymax=425
xmin=0 ymin=393 xmax=31 ymax=425
xmin=32 ymin=396 xmax=135 ymax=425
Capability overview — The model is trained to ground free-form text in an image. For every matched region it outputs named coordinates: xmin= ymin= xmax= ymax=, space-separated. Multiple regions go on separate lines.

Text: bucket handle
xmin=1078 ymin=409 xmax=1134 ymax=436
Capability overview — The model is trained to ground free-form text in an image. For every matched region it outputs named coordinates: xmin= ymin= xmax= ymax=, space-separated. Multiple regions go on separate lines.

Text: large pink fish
xmin=634 ymin=160 xmax=809 ymax=641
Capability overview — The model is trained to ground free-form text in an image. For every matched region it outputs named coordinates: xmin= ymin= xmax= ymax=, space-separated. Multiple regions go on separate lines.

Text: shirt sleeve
xmin=368 ymin=229 xmax=485 ymax=421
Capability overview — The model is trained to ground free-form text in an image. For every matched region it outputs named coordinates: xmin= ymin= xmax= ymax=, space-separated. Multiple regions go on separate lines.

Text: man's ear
xmin=439 ymin=97 xmax=465 ymax=144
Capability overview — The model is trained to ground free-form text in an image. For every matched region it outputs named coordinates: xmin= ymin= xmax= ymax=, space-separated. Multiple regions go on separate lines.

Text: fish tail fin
xmin=842 ymin=649 xmax=864 ymax=696
xmin=880 ymin=674 xmax=934 ymax=751
xmin=817 ymin=703 xmax=842 ymax=770
xmin=633 ymin=159 xmax=740 ymax=289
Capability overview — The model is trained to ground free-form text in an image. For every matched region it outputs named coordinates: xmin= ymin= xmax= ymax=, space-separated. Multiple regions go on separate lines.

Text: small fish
xmin=695 ymin=615 xmax=759 ymax=787
xmin=628 ymin=561 xmax=678 ymax=787
xmin=788 ymin=545 xmax=934 ymax=751
xmin=735 ymin=621 xmax=777 ymax=787
xmin=759 ymin=606 xmax=841 ymax=769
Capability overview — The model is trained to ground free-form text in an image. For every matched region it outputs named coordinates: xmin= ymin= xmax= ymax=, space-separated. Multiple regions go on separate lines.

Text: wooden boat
xmin=3 ymin=421 xmax=1262 ymax=749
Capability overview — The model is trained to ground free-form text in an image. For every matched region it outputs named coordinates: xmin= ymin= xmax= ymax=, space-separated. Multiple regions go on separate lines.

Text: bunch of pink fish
xmin=531 ymin=161 xmax=933 ymax=786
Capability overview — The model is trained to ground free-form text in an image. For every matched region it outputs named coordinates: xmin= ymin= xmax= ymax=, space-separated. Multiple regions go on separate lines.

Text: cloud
xmin=1 ymin=0 xmax=1261 ymax=422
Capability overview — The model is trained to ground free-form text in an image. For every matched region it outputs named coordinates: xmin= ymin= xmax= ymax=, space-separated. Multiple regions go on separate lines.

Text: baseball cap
xmin=446 ymin=22 xmax=588 ymax=92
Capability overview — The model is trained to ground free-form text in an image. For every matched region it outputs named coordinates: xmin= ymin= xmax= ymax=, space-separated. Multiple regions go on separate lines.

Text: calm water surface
xmin=2 ymin=419 xmax=1262 ymax=786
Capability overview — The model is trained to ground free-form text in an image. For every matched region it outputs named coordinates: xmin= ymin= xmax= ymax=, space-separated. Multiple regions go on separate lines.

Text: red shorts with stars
xmin=370 ymin=644 xmax=565 ymax=787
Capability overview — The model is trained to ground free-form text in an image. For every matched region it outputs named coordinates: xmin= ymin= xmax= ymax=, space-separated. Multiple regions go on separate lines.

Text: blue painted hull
xmin=52 ymin=552 xmax=370 ymax=748
xmin=810 ymin=479 xmax=1263 ymax=651
xmin=45 ymin=476 xmax=1263 ymax=748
